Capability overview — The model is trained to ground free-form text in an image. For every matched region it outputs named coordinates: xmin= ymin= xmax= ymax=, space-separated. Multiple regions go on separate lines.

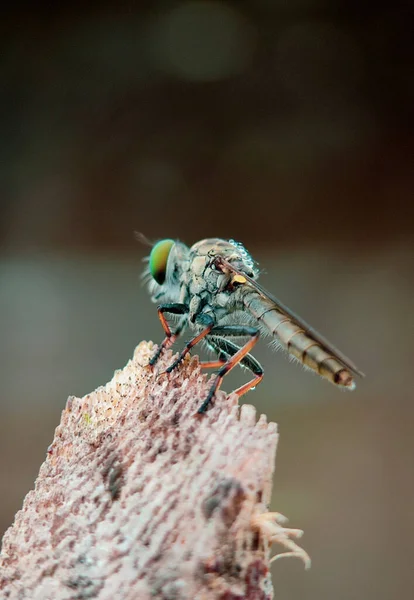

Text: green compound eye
xmin=149 ymin=239 xmax=175 ymax=285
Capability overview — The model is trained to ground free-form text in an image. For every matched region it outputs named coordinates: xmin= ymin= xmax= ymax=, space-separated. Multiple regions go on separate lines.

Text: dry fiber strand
xmin=0 ymin=341 xmax=309 ymax=599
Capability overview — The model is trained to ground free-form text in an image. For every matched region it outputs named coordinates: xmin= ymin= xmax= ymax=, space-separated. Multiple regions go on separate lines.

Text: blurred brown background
xmin=1 ymin=2 xmax=413 ymax=599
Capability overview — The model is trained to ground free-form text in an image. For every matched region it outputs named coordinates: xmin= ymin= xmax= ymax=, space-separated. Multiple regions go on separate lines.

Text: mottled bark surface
xmin=0 ymin=341 xmax=307 ymax=599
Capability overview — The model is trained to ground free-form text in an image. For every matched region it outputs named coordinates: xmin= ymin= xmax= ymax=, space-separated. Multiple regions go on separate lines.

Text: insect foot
xmin=251 ymin=511 xmax=311 ymax=570
xmin=165 ymin=357 xmax=184 ymax=373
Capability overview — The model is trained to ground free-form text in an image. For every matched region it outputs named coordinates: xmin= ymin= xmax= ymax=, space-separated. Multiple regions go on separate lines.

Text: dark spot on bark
xmin=138 ymin=408 xmax=150 ymax=422
xmin=64 ymin=575 xmax=98 ymax=598
xmin=97 ymin=431 xmax=113 ymax=445
xmin=157 ymin=441 xmax=168 ymax=454
xmin=108 ymin=465 xmax=124 ymax=501
xmin=102 ymin=455 xmax=125 ymax=501
xmin=76 ymin=553 xmax=94 ymax=568
xmin=251 ymin=530 xmax=260 ymax=551
xmin=172 ymin=411 xmax=180 ymax=425
xmin=202 ymin=478 xmax=246 ymax=527
xmin=42 ymin=563 xmax=58 ymax=577
xmin=245 ymin=560 xmax=269 ymax=599
xmin=150 ymin=572 xmax=185 ymax=599
xmin=200 ymin=558 xmax=224 ymax=576
xmin=200 ymin=555 xmax=242 ymax=579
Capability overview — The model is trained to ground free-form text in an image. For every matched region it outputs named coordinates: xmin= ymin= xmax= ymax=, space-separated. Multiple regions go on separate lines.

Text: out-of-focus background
xmin=1 ymin=2 xmax=413 ymax=598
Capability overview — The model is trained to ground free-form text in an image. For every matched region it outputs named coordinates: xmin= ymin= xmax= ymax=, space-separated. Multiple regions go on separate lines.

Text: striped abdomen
xmin=243 ymin=292 xmax=355 ymax=389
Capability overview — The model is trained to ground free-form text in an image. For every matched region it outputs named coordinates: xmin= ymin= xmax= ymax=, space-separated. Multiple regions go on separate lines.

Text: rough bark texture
xmin=0 ymin=341 xmax=307 ymax=599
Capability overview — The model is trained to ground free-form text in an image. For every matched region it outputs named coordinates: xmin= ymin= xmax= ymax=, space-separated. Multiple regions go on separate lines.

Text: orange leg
xmin=200 ymin=359 xmax=226 ymax=369
xmin=149 ymin=303 xmax=188 ymax=366
xmin=164 ymin=324 xmax=214 ymax=373
xmin=233 ymin=372 xmax=264 ymax=397
xmin=197 ymin=331 xmax=262 ymax=414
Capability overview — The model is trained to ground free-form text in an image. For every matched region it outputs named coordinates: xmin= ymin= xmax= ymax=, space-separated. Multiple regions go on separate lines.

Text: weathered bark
xmin=0 ymin=341 xmax=309 ymax=599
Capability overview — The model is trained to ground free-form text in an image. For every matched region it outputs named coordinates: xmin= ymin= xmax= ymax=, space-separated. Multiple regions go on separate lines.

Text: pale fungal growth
xmin=251 ymin=512 xmax=311 ymax=569
xmin=0 ymin=341 xmax=309 ymax=599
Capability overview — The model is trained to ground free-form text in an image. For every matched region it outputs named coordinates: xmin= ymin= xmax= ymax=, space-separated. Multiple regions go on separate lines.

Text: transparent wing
xmin=215 ymin=256 xmax=365 ymax=378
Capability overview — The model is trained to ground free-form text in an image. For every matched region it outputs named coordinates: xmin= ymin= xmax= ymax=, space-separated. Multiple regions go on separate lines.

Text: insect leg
xmin=205 ymin=336 xmax=264 ymax=395
xmin=197 ymin=326 xmax=262 ymax=414
xmin=202 ymin=336 xmax=264 ymax=379
xmin=149 ymin=303 xmax=188 ymax=367
xmin=199 ymin=339 xmax=228 ymax=369
xmin=164 ymin=314 xmax=214 ymax=373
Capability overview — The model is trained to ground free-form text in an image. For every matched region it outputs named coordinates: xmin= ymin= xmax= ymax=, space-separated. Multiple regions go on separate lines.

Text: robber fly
xmin=143 ymin=237 xmax=363 ymax=414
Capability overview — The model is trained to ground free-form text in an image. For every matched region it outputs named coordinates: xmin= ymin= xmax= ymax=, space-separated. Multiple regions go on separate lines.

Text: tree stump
xmin=0 ymin=341 xmax=309 ymax=599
